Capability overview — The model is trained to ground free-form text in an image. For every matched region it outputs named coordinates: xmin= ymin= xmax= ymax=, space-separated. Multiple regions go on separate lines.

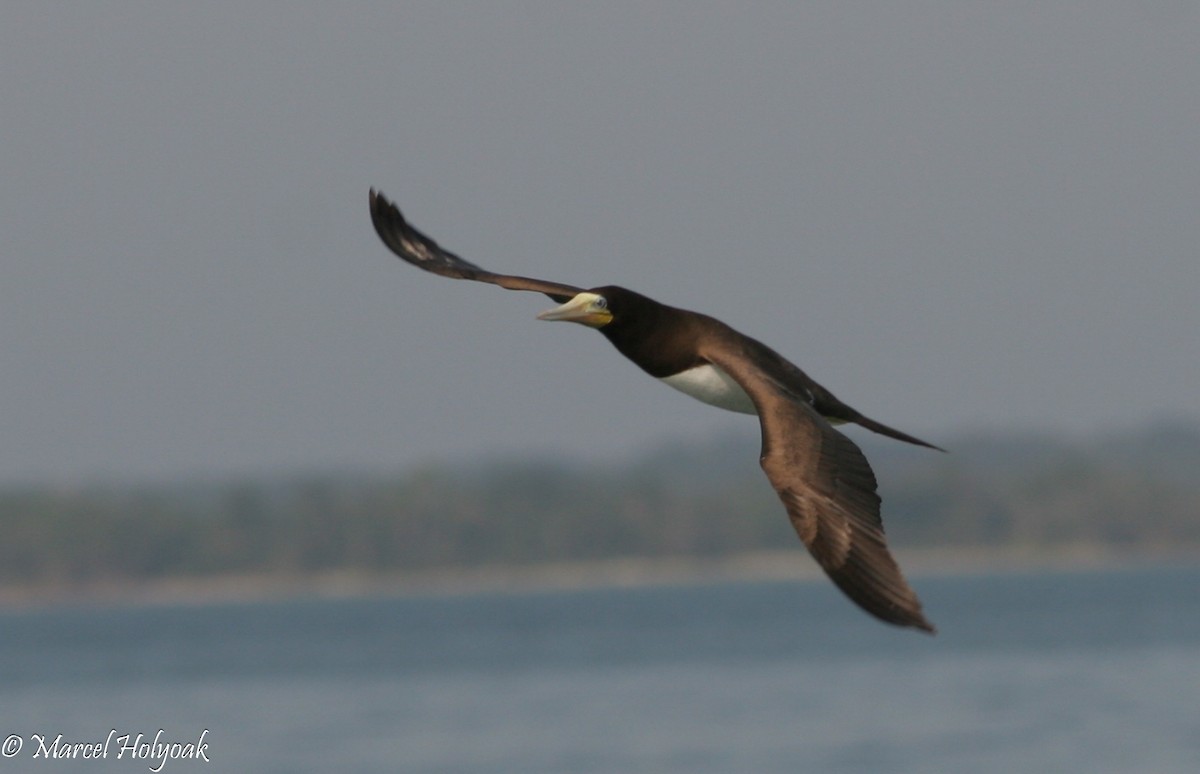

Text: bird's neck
xmin=599 ymin=305 xmax=705 ymax=378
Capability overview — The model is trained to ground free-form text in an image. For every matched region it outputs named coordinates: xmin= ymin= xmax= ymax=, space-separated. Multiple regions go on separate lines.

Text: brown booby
xmin=369 ymin=189 xmax=941 ymax=633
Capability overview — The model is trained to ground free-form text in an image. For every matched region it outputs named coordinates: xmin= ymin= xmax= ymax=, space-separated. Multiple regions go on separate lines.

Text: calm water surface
xmin=1 ymin=563 xmax=1197 ymax=773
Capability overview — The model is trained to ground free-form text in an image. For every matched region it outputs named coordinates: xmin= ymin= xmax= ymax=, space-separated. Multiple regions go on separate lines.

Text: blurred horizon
xmin=3 ymin=420 xmax=1197 ymax=607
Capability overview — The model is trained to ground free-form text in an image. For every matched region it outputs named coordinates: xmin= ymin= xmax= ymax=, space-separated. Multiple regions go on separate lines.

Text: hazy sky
xmin=3 ymin=3 xmax=1197 ymax=485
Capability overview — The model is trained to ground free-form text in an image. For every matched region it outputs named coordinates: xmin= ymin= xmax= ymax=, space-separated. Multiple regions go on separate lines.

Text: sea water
xmin=0 ymin=563 xmax=1197 ymax=773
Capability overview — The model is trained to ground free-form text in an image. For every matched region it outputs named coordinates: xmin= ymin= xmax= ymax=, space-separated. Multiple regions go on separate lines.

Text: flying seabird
xmin=369 ymin=189 xmax=941 ymax=633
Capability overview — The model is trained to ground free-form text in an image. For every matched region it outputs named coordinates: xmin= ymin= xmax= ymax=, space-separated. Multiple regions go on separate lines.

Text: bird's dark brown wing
xmin=369 ymin=190 xmax=584 ymax=302
xmin=702 ymin=344 xmax=936 ymax=633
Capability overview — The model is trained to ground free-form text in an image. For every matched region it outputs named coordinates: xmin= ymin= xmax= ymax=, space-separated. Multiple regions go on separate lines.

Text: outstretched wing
xmin=369 ymin=190 xmax=584 ymax=303
xmin=703 ymin=343 xmax=936 ymax=633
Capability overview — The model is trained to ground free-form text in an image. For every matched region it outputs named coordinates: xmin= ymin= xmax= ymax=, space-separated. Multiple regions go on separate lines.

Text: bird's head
xmin=536 ymin=289 xmax=618 ymax=328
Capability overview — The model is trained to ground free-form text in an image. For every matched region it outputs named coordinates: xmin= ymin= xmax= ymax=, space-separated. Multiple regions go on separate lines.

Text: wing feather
xmin=703 ymin=342 xmax=935 ymax=633
xmin=369 ymin=190 xmax=584 ymax=302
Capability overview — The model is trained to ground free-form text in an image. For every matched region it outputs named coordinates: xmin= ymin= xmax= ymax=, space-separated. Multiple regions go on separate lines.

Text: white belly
xmin=659 ymin=364 xmax=757 ymax=415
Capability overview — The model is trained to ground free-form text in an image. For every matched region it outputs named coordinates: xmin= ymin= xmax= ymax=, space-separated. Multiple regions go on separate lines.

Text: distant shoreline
xmin=2 ymin=544 xmax=1197 ymax=612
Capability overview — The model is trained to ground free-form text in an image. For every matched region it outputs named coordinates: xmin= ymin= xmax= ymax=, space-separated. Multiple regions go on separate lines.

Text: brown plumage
xmin=369 ymin=189 xmax=940 ymax=633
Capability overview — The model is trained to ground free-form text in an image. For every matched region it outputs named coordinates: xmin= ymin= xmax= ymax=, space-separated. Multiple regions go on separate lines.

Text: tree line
xmin=1 ymin=422 xmax=1197 ymax=592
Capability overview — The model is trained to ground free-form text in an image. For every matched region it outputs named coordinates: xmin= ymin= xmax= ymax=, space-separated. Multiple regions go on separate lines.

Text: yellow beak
xmin=536 ymin=292 xmax=613 ymax=328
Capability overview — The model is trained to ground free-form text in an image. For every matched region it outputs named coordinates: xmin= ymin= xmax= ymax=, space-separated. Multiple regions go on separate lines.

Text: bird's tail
xmin=853 ymin=414 xmax=945 ymax=452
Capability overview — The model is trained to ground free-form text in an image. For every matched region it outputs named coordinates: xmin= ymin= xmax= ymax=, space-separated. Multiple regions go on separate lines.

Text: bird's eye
xmin=594 ymin=297 xmax=608 ymax=309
